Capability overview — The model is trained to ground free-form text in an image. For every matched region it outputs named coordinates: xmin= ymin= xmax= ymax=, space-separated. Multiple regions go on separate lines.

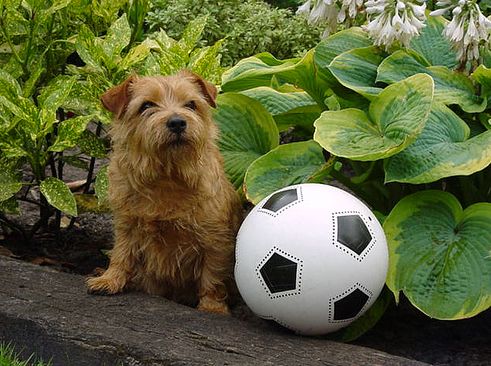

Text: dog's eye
xmin=184 ymin=101 xmax=196 ymax=111
xmin=139 ymin=101 xmax=156 ymax=114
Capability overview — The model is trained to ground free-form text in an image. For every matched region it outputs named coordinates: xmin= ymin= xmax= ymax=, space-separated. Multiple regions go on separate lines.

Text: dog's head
xmin=102 ymin=71 xmax=218 ymax=159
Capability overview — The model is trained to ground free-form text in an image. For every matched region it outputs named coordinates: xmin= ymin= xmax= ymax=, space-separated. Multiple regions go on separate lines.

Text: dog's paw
xmin=197 ymin=295 xmax=230 ymax=315
xmin=86 ymin=276 xmax=124 ymax=296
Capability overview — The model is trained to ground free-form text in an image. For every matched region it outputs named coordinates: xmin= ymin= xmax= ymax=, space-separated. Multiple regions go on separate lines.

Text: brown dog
xmin=86 ymin=71 xmax=241 ymax=314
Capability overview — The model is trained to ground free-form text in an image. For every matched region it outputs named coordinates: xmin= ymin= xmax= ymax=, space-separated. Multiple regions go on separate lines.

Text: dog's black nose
xmin=167 ymin=116 xmax=187 ymax=134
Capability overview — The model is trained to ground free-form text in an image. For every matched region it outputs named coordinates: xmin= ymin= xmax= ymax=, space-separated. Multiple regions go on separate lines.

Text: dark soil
xmin=0 ymin=165 xmax=490 ymax=366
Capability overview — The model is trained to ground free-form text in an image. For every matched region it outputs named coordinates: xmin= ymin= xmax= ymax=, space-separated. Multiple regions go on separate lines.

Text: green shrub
xmin=146 ymin=0 xmax=322 ymax=66
xmin=0 ymin=1 xmax=222 ymax=239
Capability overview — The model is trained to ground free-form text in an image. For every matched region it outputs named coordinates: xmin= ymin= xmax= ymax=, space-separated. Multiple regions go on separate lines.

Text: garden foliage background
xmin=0 ymin=0 xmax=490 ymax=340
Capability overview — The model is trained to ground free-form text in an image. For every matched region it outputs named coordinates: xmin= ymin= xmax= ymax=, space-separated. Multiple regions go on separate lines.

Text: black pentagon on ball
xmin=337 ymin=215 xmax=372 ymax=255
xmin=262 ymin=188 xmax=298 ymax=213
xmin=333 ymin=288 xmax=370 ymax=320
xmin=260 ymin=253 xmax=298 ymax=294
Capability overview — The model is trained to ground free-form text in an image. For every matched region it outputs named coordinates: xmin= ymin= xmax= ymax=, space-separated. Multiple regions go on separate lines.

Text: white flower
xmin=341 ymin=0 xmax=364 ymax=19
xmin=296 ymin=0 xmax=364 ymax=37
xmin=364 ymin=0 xmax=426 ymax=49
xmin=431 ymin=0 xmax=491 ymax=64
xmin=296 ymin=0 xmax=312 ymax=16
xmin=309 ymin=0 xmax=332 ymax=25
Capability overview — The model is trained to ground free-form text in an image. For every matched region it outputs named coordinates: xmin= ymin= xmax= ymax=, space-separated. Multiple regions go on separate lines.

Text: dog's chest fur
xmin=134 ymin=219 xmax=205 ymax=291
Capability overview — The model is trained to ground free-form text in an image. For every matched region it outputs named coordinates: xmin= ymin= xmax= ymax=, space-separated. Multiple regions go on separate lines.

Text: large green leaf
xmin=78 ymin=130 xmax=107 ymax=158
xmin=384 ymin=191 xmax=491 ymax=319
xmin=0 ymin=95 xmax=37 ymax=125
xmin=221 ymin=50 xmax=329 ymax=106
xmin=40 ymin=177 xmax=78 ymax=216
xmin=118 ymin=43 xmax=151 ymax=71
xmin=377 ymin=50 xmax=486 ymax=113
xmin=240 ymin=87 xmax=321 ymax=131
xmin=189 ymin=39 xmax=224 ymax=85
xmin=244 ymin=140 xmax=325 ymax=204
xmin=328 ymin=46 xmax=385 ymax=99
xmin=23 ymin=62 xmax=45 ymax=98
xmin=472 ymin=64 xmax=491 ymax=88
xmin=222 ymin=53 xmax=292 ymax=92
xmin=214 ymin=93 xmax=279 ymax=189
xmin=314 ymin=27 xmax=372 ymax=85
xmin=0 ymin=171 xmax=22 ymax=202
xmin=49 ymin=115 xmax=93 ymax=152
xmin=385 ymin=103 xmax=491 ymax=183
xmin=314 ymin=74 xmax=434 ymax=161
xmin=75 ymin=25 xmax=104 ymax=71
xmin=39 ymin=76 xmax=76 ymax=112
xmin=178 ymin=16 xmax=207 ymax=55
xmin=0 ymin=70 xmax=36 ymax=126
xmin=471 ymin=65 xmax=491 ymax=107
xmin=102 ymin=14 xmax=131 ymax=60
xmin=0 ymin=69 xmax=22 ymax=100
xmin=410 ymin=14 xmax=458 ymax=69
xmin=221 ymin=53 xmax=295 ymax=91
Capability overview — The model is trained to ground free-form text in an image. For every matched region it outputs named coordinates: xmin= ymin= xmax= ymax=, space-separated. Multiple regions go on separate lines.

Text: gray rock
xmin=0 ymin=257 xmax=429 ymax=366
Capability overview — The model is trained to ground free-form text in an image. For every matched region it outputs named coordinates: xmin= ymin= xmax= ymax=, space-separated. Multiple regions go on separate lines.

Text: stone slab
xmin=0 ymin=257 xmax=430 ymax=366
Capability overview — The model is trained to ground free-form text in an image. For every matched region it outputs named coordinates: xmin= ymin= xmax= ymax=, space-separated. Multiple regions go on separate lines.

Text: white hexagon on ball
xmin=234 ymin=183 xmax=388 ymax=336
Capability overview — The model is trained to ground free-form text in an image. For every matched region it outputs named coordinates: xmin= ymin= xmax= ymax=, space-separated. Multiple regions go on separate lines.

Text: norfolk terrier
xmin=86 ymin=71 xmax=242 ymax=314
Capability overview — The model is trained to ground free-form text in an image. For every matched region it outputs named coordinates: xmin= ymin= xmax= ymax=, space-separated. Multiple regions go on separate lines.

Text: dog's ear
xmin=181 ymin=70 xmax=217 ymax=108
xmin=101 ymin=75 xmax=137 ymax=118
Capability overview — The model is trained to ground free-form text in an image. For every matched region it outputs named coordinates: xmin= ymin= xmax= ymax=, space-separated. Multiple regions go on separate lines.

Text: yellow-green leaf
xmin=314 ymin=27 xmax=372 ymax=86
xmin=314 ymin=74 xmax=434 ymax=161
xmin=49 ymin=115 xmax=93 ymax=152
xmin=377 ymin=50 xmax=485 ymax=113
xmin=409 ymin=14 xmax=458 ymax=69
xmin=328 ymin=46 xmax=385 ymax=99
xmin=384 ymin=191 xmax=491 ymax=319
xmin=385 ymin=103 xmax=491 ymax=183
xmin=0 ymin=171 xmax=22 ymax=202
xmin=102 ymin=14 xmax=131 ymax=59
xmin=240 ymin=87 xmax=320 ymax=131
xmin=214 ymin=93 xmax=279 ymax=189
xmin=244 ymin=140 xmax=325 ymax=204
xmin=40 ymin=177 xmax=77 ymax=216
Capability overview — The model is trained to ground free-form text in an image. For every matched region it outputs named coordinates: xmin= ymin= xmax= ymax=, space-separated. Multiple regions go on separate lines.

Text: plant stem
xmin=84 ymin=122 xmax=103 ymax=194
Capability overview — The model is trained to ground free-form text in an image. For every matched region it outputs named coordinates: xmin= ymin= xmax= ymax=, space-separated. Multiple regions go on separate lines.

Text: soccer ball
xmin=235 ymin=183 xmax=388 ymax=335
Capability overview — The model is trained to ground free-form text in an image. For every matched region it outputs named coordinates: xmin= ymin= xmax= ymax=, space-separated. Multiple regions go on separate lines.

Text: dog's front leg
xmin=196 ymin=243 xmax=233 ymax=314
xmin=87 ymin=217 xmax=137 ymax=295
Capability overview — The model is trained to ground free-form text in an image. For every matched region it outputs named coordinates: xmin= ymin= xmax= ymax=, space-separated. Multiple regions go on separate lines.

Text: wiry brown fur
xmin=86 ymin=71 xmax=241 ymax=314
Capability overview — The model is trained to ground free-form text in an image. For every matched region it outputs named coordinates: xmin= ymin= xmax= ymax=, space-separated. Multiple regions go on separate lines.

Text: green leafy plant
xmin=0 ymin=3 xmax=225 ymax=240
xmin=146 ymin=0 xmax=322 ymax=66
xmin=214 ymin=17 xmax=491 ymax=334
xmin=0 ymin=0 xmax=102 ymax=239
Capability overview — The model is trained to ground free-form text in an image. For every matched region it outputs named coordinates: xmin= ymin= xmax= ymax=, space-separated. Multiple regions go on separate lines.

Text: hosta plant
xmin=213 ymin=16 xmax=491 ymax=338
